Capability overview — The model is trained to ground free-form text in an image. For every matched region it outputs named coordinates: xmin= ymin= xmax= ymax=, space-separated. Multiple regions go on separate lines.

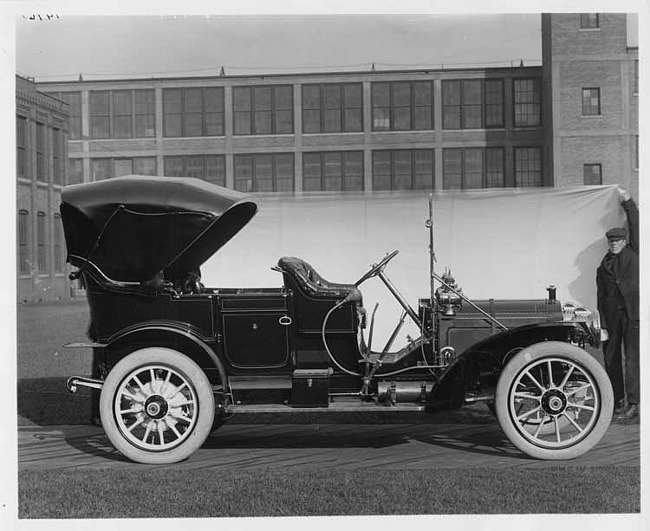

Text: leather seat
xmin=277 ymin=256 xmax=362 ymax=302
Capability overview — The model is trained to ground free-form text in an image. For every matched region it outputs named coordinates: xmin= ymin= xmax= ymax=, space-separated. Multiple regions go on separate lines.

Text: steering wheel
xmin=355 ymin=250 xmax=399 ymax=286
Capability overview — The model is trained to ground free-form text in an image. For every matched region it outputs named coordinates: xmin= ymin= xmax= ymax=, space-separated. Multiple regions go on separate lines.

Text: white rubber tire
xmin=100 ymin=347 xmax=215 ymax=464
xmin=495 ymin=341 xmax=613 ymax=460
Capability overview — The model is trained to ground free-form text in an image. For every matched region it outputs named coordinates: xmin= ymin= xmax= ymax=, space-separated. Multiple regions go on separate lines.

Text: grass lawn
xmin=18 ymin=466 xmax=640 ymax=518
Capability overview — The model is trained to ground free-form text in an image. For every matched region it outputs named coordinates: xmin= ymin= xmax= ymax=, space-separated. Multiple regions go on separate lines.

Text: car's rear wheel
xmin=495 ymin=341 xmax=613 ymax=460
xmin=99 ymin=347 xmax=215 ymax=464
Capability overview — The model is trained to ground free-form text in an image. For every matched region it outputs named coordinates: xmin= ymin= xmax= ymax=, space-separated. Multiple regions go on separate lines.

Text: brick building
xmin=16 ymin=75 xmax=71 ymax=303
xmin=541 ymin=13 xmax=638 ymax=194
xmin=16 ymin=13 xmax=639 ymax=302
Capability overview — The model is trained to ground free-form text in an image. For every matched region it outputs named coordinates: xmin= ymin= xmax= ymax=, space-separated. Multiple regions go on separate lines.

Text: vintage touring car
xmin=61 ymin=175 xmax=613 ymax=464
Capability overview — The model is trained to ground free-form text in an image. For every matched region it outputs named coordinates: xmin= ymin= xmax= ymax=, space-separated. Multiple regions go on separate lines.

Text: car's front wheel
xmin=495 ymin=341 xmax=613 ymax=460
xmin=99 ymin=347 xmax=215 ymax=464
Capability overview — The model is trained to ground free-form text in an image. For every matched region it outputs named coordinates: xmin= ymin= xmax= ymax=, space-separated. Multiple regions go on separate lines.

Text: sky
xmin=15 ymin=14 xmax=547 ymax=81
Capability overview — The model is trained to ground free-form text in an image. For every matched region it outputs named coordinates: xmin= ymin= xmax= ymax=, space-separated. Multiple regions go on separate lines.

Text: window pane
xmin=344 ymin=109 xmax=362 ymax=132
xmin=464 ymin=149 xmax=483 ymax=189
xmin=274 ymin=86 xmax=293 ymax=110
xmin=37 ymin=212 xmax=47 ymax=273
xmin=254 ymin=87 xmax=272 ymax=110
xmin=114 ymin=159 xmax=133 ymax=177
xmin=164 ymin=157 xmax=185 ymax=177
xmin=204 ymin=88 xmax=224 ymax=112
xmin=393 ymin=83 xmax=411 ymax=106
xmin=303 ymin=153 xmax=322 ymax=191
xmin=323 ymin=85 xmax=341 ymax=109
xmin=443 ymin=149 xmax=462 ymax=190
xmin=515 ymin=147 xmax=542 ymax=187
xmin=583 ymin=164 xmax=602 ymax=185
xmin=275 ymin=110 xmax=293 ymax=134
xmin=185 ymin=113 xmax=203 ymax=136
xmin=485 ymin=148 xmax=504 ymax=187
xmin=303 ymin=85 xmax=321 ymax=109
xmin=485 ymin=80 xmax=504 ymax=128
xmin=18 ymin=211 xmax=29 ymax=274
xmin=113 ymin=90 xmax=132 ymax=114
xmin=205 ymin=156 xmax=225 ymax=186
xmin=303 ymin=109 xmax=321 ymax=133
xmin=372 ymin=151 xmax=391 ymax=190
xmin=442 ymin=81 xmax=461 ymax=129
xmin=234 ymin=112 xmax=251 ymax=135
xmin=113 ymin=116 xmax=133 ymax=138
xmin=344 ymin=151 xmax=364 ymax=191
xmin=275 ymin=154 xmax=294 ymax=192
xmin=165 ymin=114 xmax=182 ymax=137
xmin=393 ymin=151 xmax=412 ymax=190
xmin=254 ymin=111 xmax=273 ymax=134
xmin=186 ymin=156 xmax=205 ymax=178
xmin=136 ymin=115 xmax=156 ymax=137
xmin=134 ymin=157 xmax=157 ymax=176
xmin=164 ymin=89 xmax=182 ymax=112
xmin=184 ymin=88 xmax=202 ymax=112
xmin=323 ymin=109 xmax=341 ymax=133
xmin=373 ymin=107 xmax=390 ymax=131
xmin=323 ymin=152 xmax=342 ymax=191
xmin=393 ymin=107 xmax=411 ymax=131
xmin=91 ymin=158 xmax=113 ymax=180
xmin=372 ymin=83 xmax=390 ymax=107
xmin=53 ymin=215 xmax=63 ymax=273
xmin=414 ymin=150 xmax=434 ymax=190
xmin=68 ymin=159 xmax=84 ymax=184
xmin=344 ymin=84 xmax=362 ymax=107
xmin=234 ymin=155 xmax=253 ymax=192
xmin=234 ymin=88 xmax=251 ymax=111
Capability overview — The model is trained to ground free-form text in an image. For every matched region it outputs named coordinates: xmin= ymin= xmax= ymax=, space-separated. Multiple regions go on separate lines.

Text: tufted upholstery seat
xmin=277 ymin=256 xmax=362 ymax=303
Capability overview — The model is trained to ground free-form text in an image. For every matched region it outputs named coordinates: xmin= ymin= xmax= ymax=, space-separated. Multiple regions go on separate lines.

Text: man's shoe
xmin=622 ymin=404 xmax=639 ymax=420
xmin=614 ymin=400 xmax=626 ymax=416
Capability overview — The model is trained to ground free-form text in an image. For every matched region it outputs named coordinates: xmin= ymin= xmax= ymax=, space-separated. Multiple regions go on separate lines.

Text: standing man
xmin=596 ymin=187 xmax=639 ymax=421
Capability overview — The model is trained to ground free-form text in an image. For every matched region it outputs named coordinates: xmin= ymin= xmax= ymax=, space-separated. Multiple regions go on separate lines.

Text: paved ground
xmin=18 ymin=420 xmax=640 ymax=471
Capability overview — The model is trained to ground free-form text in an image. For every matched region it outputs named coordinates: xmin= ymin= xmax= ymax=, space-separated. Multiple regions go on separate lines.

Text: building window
xmin=92 ymin=157 xmax=157 ymax=180
xmin=54 ymin=92 xmax=82 ymax=139
xmin=442 ymin=79 xmax=504 ymax=130
xmin=16 ymin=116 xmax=28 ymax=179
xmin=53 ymin=214 xmax=64 ymax=274
xmin=442 ymin=148 xmax=505 ymax=189
xmin=37 ymin=211 xmax=47 ymax=273
xmin=514 ymin=79 xmax=541 ymax=127
xmin=89 ymin=91 xmax=110 ymax=139
xmin=90 ymin=89 xmax=156 ymax=139
xmin=583 ymin=164 xmax=602 ymax=185
xmin=91 ymin=158 xmax=113 ymax=181
xmin=372 ymin=81 xmax=434 ymax=131
xmin=303 ymin=151 xmax=364 ymax=191
xmin=372 ymin=149 xmax=434 ymax=190
xmin=52 ymin=128 xmax=64 ymax=185
xmin=514 ymin=147 xmax=542 ymax=187
xmin=302 ymin=83 xmax=362 ymax=133
xmin=580 ymin=14 xmax=599 ymax=29
xmin=68 ymin=159 xmax=84 ymax=184
xmin=234 ymin=153 xmax=294 ymax=192
xmin=164 ymin=155 xmax=225 ymax=186
xmin=18 ymin=210 xmax=29 ymax=275
xmin=233 ymin=86 xmax=293 ymax=135
xmin=36 ymin=122 xmax=45 ymax=181
xmin=582 ymin=88 xmax=601 ymax=116
xmin=163 ymin=87 xmax=224 ymax=137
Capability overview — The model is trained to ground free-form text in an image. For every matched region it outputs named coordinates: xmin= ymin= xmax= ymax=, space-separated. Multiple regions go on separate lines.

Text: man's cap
xmin=606 ymin=227 xmax=627 ymax=240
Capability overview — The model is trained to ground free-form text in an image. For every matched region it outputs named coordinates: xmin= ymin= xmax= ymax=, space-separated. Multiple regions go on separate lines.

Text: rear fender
xmin=102 ymin=322 xmax=228 ymax=389
xmin=428 ymin=322 xmax=592 ymax=410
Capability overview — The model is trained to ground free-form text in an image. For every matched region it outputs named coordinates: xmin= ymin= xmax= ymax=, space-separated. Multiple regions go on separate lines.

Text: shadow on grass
xmin=18 ymin=377 xmax=94 ymax=426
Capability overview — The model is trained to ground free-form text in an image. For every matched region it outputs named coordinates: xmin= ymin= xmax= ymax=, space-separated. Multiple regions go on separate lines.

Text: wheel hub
xmin=541 ymin=389 xmax=567 ymax=415
xmin=144 ymin=395 xmax=169 ymax=420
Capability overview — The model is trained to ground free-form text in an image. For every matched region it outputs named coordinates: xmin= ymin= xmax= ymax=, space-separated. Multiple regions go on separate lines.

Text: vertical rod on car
xmin=427 ymin=194 xmax=437 ymax=328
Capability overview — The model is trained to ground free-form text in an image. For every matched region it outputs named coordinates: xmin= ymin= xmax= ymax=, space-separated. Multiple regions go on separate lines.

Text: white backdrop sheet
xmin=202 ymin=185 xmax=625 ymax=345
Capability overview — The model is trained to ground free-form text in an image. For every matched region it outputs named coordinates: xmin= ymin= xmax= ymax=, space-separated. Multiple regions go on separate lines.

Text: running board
xmin=225 ymin=401 xmax=426 ymax=414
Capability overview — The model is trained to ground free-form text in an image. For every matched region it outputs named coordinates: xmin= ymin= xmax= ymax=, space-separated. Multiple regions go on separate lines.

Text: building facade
xmin=16 ymin=75 xmax=71 ymax=303
xmin=541 ymin=13 xmax=639 ymax=195
xmin=37 ymin=66 xmax=547 ymax=193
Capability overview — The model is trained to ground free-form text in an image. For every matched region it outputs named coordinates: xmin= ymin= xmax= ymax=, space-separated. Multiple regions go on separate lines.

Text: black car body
xmin=61 ymin=175 xmax=613 ymax=464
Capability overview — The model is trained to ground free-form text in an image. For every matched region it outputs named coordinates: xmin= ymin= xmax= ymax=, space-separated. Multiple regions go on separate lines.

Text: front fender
xmin=428 ymin=322 xmax=593 ymax=410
